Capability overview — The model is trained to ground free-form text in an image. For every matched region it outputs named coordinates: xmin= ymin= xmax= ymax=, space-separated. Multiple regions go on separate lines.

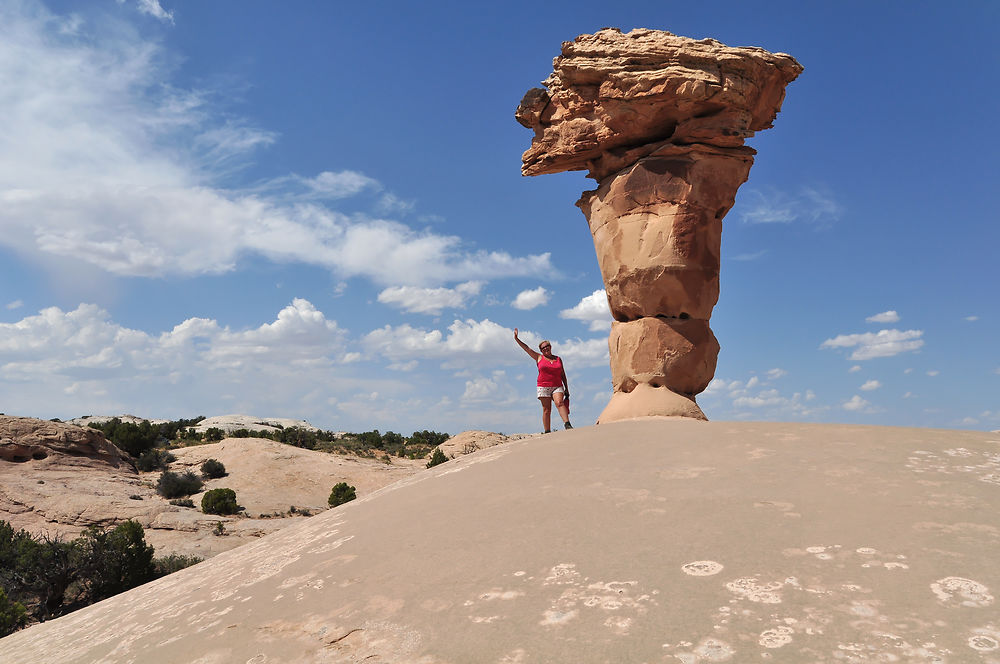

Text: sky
xmin=1 ymin=0 xmax=997 ymax=435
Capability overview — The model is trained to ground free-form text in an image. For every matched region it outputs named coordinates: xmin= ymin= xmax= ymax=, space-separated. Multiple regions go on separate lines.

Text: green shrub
xmin=426 ymin=448 xmax=448 ymax=468
xmin=156 ymin=471 xmax=203 ymax=499
xmin=78 ymin=521 xmax=155 ymax=601
xmin=203 ymin=427 xmax=225 ymax=441
xmin=169 ymin=498 xmax=194 ymax=508
xmin=0 ymin=587 xmax=27 ymax=637
xmin=328 ymin=482 xmax=357 ymax=507
xmin=201 ymin=488 xmax=239 ymax=515
xmin=136 ymin=449 xmax=175 ymax=472
xmin=152 ymin=554 xmax=202 ymax=576
xmin=200 ymin=458 xmax=226 ymax=478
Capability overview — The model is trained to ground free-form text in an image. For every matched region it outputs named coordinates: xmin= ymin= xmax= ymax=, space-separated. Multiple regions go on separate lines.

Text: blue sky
xmin=1 ymin=0 xmax=997 ymax=434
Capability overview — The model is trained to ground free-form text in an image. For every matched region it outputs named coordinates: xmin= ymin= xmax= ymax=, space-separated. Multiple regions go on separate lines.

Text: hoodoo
xmin=517 ymin=28 xmax=802 ymax=422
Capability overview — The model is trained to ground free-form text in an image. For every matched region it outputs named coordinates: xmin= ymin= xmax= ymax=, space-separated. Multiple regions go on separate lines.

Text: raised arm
xmin=513 ymin=327 xmax=540 ymax=361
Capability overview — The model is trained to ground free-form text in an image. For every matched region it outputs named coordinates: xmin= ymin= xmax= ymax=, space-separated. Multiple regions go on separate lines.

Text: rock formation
xmin=517 ymin=28 xmax=802 ymax=421
xmin=0 ymin=416 xmax=429 ymax=559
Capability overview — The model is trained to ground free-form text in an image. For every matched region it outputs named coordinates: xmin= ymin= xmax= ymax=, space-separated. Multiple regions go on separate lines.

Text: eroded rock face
xmin=517 ymin=28 xmax=801 ymax=422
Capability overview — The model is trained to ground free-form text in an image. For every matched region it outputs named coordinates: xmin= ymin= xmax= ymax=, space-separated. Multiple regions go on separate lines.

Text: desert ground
xmin=2 ymin=419 xmax=997 ymax=663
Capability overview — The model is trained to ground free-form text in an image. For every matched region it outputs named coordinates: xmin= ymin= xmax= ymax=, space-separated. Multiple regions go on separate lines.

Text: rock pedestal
xmin=517 ymin=28 xmax=802 ymax=422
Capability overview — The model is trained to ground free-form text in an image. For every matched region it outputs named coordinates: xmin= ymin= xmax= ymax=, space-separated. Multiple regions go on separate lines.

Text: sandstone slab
xmin=3 ymin=421 xmax=998 ymax=662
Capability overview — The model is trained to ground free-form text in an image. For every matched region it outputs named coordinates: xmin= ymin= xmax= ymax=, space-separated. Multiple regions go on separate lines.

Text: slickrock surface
xmin=517 ymin=28 xmax=802 ymax=422
xmin=435 ymin=430 xmax=536 ymax=459
xmin=3 ymin=420 xmax=998 ymax=663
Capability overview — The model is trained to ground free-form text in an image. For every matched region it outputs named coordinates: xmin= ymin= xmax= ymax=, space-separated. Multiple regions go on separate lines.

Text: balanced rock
xmin=517 ymin=28 xmax=801 ymax=422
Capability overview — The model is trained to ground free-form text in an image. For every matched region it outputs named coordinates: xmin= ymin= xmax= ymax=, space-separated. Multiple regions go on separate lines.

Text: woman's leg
xmin=539 ymin=396 xmax=552 ymax=432
xmin=553 ymin=392 xmax=571 ymax=426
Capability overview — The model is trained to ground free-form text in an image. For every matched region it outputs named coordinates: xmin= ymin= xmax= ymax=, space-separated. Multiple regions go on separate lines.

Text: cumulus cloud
xmin=866 ymin=310 xmax=900 ymax=324
xmin=766 ymin=368 xmax=787 ymax=380
xmin=512 ymin=287 xmax=550 ymax=311
xmin=820 ymin=329 xmax=924 ymax=360
xmin=377 ymin=281 xmax=482 ymax=315
xmin=461 ymin=371 xmax=518 ymax=404
xmin=848 ymin=365 xmax=862 ymax=373
xmin=0 ymin=4 xmax=552 ymax=288
xmin=560 ymin=290 xmax=613 ymax=331
xmin=363 ymin=319 xmax=608 ymax=369
xmin=0 ymin=298 xmax=366 ymax=418
xmin=739 ymin=187 xmax=842 ymax=227
xmin=703 ymin=375 xmax=823 ymax=419
xmin=859 ymin=380 xmax=881 ymax=391
xmin=842 ymin=395 xmax=872 ymax=412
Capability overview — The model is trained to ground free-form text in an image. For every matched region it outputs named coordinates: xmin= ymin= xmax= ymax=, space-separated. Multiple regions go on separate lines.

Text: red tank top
xmin=536 ymin=355 xmax=563 ymax=387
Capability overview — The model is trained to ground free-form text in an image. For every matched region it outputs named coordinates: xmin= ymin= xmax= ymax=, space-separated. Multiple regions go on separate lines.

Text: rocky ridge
xmin=0 ymin=416 xmax=495 ymax=559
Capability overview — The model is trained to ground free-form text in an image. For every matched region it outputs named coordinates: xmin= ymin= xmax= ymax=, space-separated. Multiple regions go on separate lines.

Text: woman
xmin=514 ymin=328 xmax=573 ymax=433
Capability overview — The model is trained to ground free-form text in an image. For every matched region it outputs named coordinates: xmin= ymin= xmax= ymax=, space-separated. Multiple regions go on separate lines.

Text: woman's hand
xmin=513 ymin=327 xmax=519 ymax=339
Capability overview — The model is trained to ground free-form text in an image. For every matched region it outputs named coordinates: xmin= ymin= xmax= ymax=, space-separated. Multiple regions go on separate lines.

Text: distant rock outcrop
xmin=517 ymin=28 xmax=802 ymax=422
xmin=0 ymin=416 xmax=132 ymax=469
xmin=435 ymin=430 xmax=536 ymax=460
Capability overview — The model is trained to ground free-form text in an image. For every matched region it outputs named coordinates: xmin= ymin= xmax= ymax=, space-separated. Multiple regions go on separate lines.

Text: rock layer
xmin=517 ymin=28 xmax=801 ymax=421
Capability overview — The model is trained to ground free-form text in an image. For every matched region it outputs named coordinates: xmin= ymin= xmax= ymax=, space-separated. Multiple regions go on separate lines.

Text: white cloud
xmin=965 ymin=316 xmax=979 ymax=322
xmin=363 ymin=319 xmax=608 ymax=369
xmin=377 ymin=281 xmax=482 ymax=315
xmin=820 ymin=329 xmax=924 ymax=360
xmin=121 ymin=0 xmax=173 ymax=23
xmin=866 ymin=310 xmax=900 ymax=324
xmin=560 ymin=290 xmax=612 ymax=331
xmin=5 ymin=300 xmax=23 ymax=310
xmin=903 ymin=391 xmax=915 ymax=399
xmin=512 ymin=287 xmax=550 ymax=311
xmin=842 ymin=395 xmax=871 ymax=412
xmin=739 ymin=187 xmax=842 ymax=227
xmin=0 ymin=298 xmax=362 ymax=418
xmin=766 ymin=368 xmax=787 ymax=380
xmin=926 ymin=370 xmax=940 ymax=377
xmin=859 ymin=380 xmax=881 ymax=391
xmin=461 ymin=371 xmax=518 ymax=404
xmin=0 ymin=4 xmax=553 ymax=288
xmin=302 ymin=170 xmax=379 ymax=199
xmin=730 ymin=250 xmax=767 ymax=261
xmin=848 ymin=365 xmax=862 ymax=373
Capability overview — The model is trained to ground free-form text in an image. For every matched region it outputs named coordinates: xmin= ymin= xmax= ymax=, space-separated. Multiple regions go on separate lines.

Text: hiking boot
xmin=564 ymin=421 xmax=573 ymax=430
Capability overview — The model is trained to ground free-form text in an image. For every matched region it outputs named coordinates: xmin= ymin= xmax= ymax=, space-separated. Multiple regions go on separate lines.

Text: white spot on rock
xmin=726 ymin=577 xmax=783 ymax=604
xmin=759 ymin=626 xmax=794 ymax=649
xmin=682 ymin=560 xmax=724 ymax=576
xmin=931 ymin=577 xmax=994 ymax=607
xmin=540 ymin=609 xmax=579 ymax=626
xmin=693 ymin=637 xmax=735 ymax=661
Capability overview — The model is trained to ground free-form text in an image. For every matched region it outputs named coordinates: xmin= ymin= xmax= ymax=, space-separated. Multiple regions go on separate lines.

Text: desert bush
xmin=203 ymin=427 xmax=225 ymax=442
xmin=78 ymin=521 xmax=155 ymax=601
xmin=201 ymin=458 xmax=226 ymax=478
xmin=152 ymin=554 xmax=202 ymax=576
xmin=136 ymin=448 xmax=176 ymax=472
xmin=426 ymin=448 xmax=448 ymax=468
xmin=156 ymin=471 xmax=203 ymax=499
xmin=168 ymin=498 xmax=194 ymax=508
xmin=202 ymin=488 xmax=239 ymax=515
xmin=0 ymin=587 xmax=27 ymax=637
xmin=328 ymin=483 xmax=356 ymax=507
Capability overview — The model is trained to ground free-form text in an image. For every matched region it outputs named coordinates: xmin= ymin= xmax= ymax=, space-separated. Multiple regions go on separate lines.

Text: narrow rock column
xmin=517 ymin=28 xmax=801 ymax=422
